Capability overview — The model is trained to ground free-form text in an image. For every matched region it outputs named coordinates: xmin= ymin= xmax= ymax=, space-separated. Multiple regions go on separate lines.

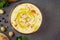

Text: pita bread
xmin=11 ymin=3 xmax=42 ymax=34
xmin=0 ymin=33 xmax=9 ymax=40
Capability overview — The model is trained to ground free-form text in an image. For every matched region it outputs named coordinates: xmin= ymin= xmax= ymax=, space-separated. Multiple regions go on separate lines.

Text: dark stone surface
xmin=0 ymin=0 xmax=2 ymax=2
xmin=0 ymin=0 xmax=60 ymax=40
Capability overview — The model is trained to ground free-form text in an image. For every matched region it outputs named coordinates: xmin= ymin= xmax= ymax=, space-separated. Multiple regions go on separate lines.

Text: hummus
xmin=11 ymin=3 xmax=42 ymax=34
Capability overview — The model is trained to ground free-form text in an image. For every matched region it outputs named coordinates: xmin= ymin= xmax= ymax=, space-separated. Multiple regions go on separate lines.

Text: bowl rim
xmin=10 ymin=2 xmax=43 ymax=35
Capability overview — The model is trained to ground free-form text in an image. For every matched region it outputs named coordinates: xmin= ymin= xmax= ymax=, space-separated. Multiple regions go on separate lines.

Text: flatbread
xmin=11 ymin=3 xmax=42 ymax=34
xmin=0 ymin=33 xmax=9 ymax=40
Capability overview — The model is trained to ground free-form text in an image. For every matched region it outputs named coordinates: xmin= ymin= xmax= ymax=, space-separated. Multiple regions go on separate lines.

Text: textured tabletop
xmin=0 ymin=0 xmax=60 ymax=40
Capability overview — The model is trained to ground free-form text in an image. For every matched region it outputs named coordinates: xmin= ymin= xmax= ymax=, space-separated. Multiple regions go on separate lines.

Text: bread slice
xmin=0 ymin=33 xmax=9 ymax=40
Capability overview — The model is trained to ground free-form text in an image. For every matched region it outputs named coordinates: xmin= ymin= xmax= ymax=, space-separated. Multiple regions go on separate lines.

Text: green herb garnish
xmin=16 ymin=36 xmax=29 ymax=40
xmin=22 ymin=36 xmax=29 ymax=40
xmin=0 ymin=0 xmax=10 ymax=8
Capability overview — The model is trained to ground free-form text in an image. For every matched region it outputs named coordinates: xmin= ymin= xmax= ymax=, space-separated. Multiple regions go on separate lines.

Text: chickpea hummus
xmin=11 ymin=3 xmax=42 ymax=34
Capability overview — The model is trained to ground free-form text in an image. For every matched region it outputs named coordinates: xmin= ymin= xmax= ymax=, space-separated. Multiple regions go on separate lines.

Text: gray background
xmin=0 ymin=0 xmax=60 ymax=40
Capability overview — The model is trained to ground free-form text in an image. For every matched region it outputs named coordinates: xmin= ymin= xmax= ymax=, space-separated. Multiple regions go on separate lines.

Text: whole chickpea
xmin=9 ymin=31 xmax=14 ymax=37
xmin=1 ymin=27 xmax=6 ymax=32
